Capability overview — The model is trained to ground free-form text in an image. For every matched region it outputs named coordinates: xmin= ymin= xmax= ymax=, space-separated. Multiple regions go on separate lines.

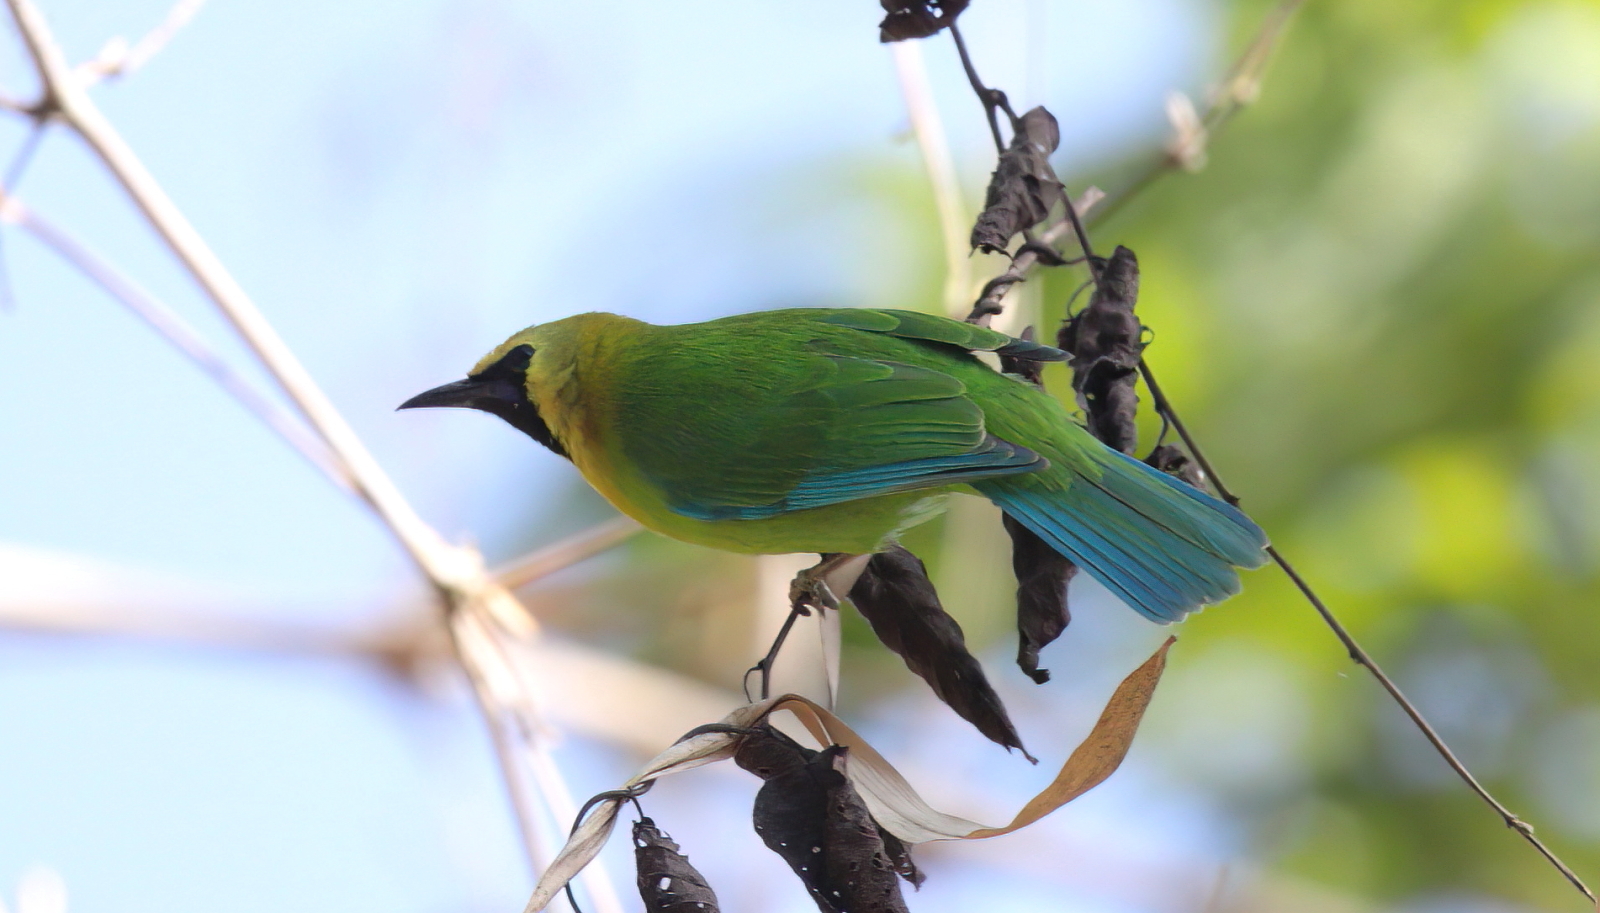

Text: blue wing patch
xmin=675 ymin=436 xmax=1047 ymax=521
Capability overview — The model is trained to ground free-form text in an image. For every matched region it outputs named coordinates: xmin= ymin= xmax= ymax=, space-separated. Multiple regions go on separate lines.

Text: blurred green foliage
xmin=1076 ymin=0 xmax=1600 ymax=906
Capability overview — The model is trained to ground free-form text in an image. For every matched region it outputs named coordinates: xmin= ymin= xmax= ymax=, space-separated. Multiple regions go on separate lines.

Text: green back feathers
xmin=818 ymin=308 xmax=1068 ymax=363
xmin=597 ymin=310 xmax=1053 ymax=520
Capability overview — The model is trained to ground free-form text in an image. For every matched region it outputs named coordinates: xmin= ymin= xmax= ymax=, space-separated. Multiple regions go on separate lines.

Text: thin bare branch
xmin=5 ymin=0 xmax=459 ymax=585
xmin=76 ymin=0 xmax=207 ymax=87
xmin=952 ymin=0 xmax=1309 ymax=309
xmin=1211 ymin=0 xmax=1307 ymax=112
xmin=947 ymin=21 xmax=1011 ymax=153
xmin=0 ymin=192 xmax=351 ymax=489
xmin=0 ymin=546 xmax=743 ymax=756
xmin=961 ymin=0 xmax=1308 ymax=324
xmin=1085 ymin=0 xmax=1307 ymax=227
xmin=493 ymin=516 xmax=643 ymax=592
xmin=449 ymin=611 xmax=563 ymax=901
xmin=1 ymin=0 xmax=585 ymax=884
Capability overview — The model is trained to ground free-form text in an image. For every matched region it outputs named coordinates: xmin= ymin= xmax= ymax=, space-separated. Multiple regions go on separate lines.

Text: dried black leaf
xmin=737 ymin=727 xmax=832 ymax=909
xmin=819 ymin=749 xmax=917 ymax=912
xmin=877 ymin=828 xmax=925 ymax=889
xmin=971 ymin=107 xmax=1063 ymax=254
xmin=1080 ymin=359 xmax=1140 ymax=454
xmin=848 ymin=546 xmax=1032 ymax=759
xmin=1145 ymin=443 xmax=1205 ymax=489
xmin=634 ymin=817 xmax=721 ymax=913
xmin=878 ymin=0 xmax=970 ymax=42
xmin=735 ymin=728 xmax=919 ymax=913
xmin=1002 ymin=512 xmax=1076 ymax=683
xmin=1058 ymin=245 xmax=1144 ymax=455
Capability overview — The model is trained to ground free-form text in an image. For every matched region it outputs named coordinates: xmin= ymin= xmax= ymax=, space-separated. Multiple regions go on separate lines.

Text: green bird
xmin=400 ymin=308 xmax=1267 ymax=622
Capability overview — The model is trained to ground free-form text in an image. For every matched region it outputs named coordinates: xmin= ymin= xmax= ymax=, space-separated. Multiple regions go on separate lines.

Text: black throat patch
xmin=469 ymin=345 xmax=570 ymax=460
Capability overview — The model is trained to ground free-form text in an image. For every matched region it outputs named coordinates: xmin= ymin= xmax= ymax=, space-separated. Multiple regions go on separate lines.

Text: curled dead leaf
xmin=971 ymin=106 xmax=1064 ymax=254
xmin=522 ymin=702 xmax=772 ymax=912
xmin=520 ymin=639 xmax=1175 ymax=910
xmin=1003 ymin=512 xmax=1077 ymax=684
xmin=1058 ymin=245 xmax=1144 ymax=455
xmin=965 ymin=636 xmax=1173 ymax=837
xmin=846 ymin=545 xmax=1030 ymax=756
xmin=878 ymin=0 xmax=970 ymax=42
xmin=634 ymin=817 xmax=720 ymax=912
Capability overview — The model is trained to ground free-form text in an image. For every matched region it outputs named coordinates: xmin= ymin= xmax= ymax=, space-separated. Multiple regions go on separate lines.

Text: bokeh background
xmin=3 ymin=0 xmax=1599 ymax=911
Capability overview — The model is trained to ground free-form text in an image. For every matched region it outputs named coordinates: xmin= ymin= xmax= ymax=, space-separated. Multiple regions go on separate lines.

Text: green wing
xmin=610 ymin=310 xmax=1054 ymax=520
xmin=819 ymin=309 xmax=1068 ymax=363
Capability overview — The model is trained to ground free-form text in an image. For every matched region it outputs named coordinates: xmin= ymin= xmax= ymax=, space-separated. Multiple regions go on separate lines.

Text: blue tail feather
xmin=996 ymin=494 xmax=1178 ymax=615
xmin=975 ymin=448 xmax=1268 ymax=623
xmin=1107 ymin=452 xmax=1266 ymax=567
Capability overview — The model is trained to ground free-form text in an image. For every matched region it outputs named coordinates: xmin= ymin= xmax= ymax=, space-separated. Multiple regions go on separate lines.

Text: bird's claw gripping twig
xmin=743 ymin=556 xmax=854 ymax=702
xmin=788 ymin=567 xmax=841 ymax=615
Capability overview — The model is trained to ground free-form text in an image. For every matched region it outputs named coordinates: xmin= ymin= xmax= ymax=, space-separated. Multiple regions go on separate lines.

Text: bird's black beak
xmin=398 ymin=375 xmax=523 ymax=412
xmin=398 ymin=344 xmax=535 ymax=414
xmin=398 ymin=344 xmax=569 ymax=460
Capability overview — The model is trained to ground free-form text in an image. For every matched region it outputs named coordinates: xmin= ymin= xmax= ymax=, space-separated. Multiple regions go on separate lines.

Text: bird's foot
xmin=788 ymin=568 xmax=840 ymax=615
xmin=743 ymin=554 xmax=860 ymax=702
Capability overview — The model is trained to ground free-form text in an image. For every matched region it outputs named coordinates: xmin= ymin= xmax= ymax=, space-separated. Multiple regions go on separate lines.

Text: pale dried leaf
xmin=819 ymin=602 xmax=842 ymax=711
xmin=625 ymin=700 xmax=779 ymax=787
xmin=769 ymin=697 xmax=988 ymax=844
xmin=523 ymin=798 xmax=623 ymax=913
xmin=820 ymin=554 xmax=868 ymax=709
xmin=522 ymin=701 xmax=778 ymax=912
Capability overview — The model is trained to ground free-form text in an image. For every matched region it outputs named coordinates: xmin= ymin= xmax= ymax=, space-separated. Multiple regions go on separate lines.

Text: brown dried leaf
xmin=525 ymin=640 xmax=1174 ymax=911
xmin=966 ymin=637 xmax=1174 ymax=837
xmin=971 ymin=107 xmax=1063 ymax=254
xmin=878 ymin=0 xmax=970 ymax=42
